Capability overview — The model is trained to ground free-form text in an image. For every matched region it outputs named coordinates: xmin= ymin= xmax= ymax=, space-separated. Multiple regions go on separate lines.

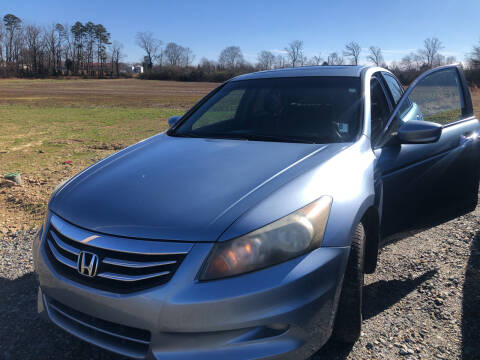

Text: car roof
xmin=231 ymin=65 xmax=370 ymax=81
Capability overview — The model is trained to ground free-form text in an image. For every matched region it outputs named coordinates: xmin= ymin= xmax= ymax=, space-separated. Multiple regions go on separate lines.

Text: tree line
xmin=137 ymin=35 xmax=480 ymax=85
xmin=2 ymin=12 xmax=480 ymax=86
xmin=0 ymin=13 xmax=124 ymax=77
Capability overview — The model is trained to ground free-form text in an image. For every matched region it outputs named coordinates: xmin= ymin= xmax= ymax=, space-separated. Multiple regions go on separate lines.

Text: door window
xmin=383 ymin=73 xmax=412 ymax=116
xmin=383 ymin=74 xmax=403 ymax=103
xmin=370 ymin=77 xmax=391 ymax=142
xmin=407 ymin=68 xmax=465 ymax=125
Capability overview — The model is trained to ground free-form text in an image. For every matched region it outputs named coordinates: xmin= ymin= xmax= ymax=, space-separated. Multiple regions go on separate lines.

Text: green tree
xmin=95 ymin=24 xmax=110 ymax=77
xmin=3 ymin=14 xmax=22 ymax=63
xmin=71 ymin=21 xmax=85 ymax=74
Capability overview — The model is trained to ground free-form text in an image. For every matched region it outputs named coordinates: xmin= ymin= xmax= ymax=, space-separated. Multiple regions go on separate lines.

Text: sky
xmin=2 ymin=0 xmax=479 ymax=65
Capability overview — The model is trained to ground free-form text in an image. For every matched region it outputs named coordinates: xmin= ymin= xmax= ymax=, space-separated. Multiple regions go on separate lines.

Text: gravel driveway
xmin=1 ymin=201 xmax=479 ymax=360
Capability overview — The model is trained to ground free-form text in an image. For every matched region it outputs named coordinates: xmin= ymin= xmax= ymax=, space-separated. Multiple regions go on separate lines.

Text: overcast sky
xmin=2 ymin=0 xmax=479 ymax=65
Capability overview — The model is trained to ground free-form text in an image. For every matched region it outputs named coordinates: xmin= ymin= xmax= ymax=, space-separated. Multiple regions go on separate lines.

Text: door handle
xmin=459 ymin=133 xmax=477 ymax=146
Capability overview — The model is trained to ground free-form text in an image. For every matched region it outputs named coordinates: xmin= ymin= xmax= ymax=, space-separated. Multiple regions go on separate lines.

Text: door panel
xmin=376 ymin=66 xmax=480 ymax=237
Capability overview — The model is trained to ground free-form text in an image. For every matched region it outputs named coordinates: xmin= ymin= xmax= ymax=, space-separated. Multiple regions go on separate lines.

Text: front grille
xmin=44 ymin=214 xmax=191 ymax=293
xmin=45 ymin=295 xmax=150 ymax=359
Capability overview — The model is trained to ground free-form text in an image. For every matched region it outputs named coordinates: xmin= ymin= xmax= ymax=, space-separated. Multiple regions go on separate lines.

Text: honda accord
xmin=34 ymin=64 xmax=479 ymax=359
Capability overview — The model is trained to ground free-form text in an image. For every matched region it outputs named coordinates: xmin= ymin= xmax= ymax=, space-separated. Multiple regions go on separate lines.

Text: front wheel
xmin=332 ymin=222 xmax=365 ymax=343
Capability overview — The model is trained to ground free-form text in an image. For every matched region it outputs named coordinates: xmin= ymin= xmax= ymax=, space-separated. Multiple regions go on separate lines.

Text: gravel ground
xmin=1 ymin=202 xmax=479 ymax=360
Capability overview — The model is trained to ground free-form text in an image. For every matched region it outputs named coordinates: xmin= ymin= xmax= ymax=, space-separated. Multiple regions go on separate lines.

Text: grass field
xmin=0 ymin=78 xmax=218 ymax=232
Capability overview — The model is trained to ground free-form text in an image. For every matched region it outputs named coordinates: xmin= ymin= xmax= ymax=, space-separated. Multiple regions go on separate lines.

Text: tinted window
xmin=370 ymin=77 xmax=391 ymax=142
xmin=407 ymin=68 xmax=464 ymax=125
xmin=383 ymin=73 xmax=411 ymax=116
xmin=173 ymin=77 xmax=362 ymax=144
xmin=383 ymin=74 xmax=402 ymax=103
xmin=193 ymin=89 xmax=245 ymax=130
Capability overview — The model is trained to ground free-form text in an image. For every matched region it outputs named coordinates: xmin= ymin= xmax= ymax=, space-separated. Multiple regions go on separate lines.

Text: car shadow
xmin=382 ymin=199 xmax=475 ymax=247
xmin=0 ymin=273 xmax=124 ymax=360
xmin=363 ymin=269 xmax=437 ymax=320
xmin=462 ymin=230 xmax=480 ymax=360
xmin=311 ymin=269 xmax=436 ymax=360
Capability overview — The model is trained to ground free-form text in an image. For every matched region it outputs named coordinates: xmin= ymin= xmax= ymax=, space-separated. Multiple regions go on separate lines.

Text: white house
xmin=131 ymin=64 xmax=144 ymax=74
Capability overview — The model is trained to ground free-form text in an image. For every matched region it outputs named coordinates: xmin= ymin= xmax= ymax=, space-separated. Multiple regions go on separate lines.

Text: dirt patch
xmin=89 ymin=142 xmax=125 ymax=150
xmin=10 ymin=140 xmax=43 ymax=151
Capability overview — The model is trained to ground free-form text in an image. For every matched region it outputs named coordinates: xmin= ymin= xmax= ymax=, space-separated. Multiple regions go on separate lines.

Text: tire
xmin=332 ymin=222 xmax=366 ymax=343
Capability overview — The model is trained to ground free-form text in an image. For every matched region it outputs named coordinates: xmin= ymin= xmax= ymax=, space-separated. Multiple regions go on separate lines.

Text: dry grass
xmin=0 ymin=78 xmax=217 ymax=108
xmin=470 ymin=86 xmax=480 ymax=119
xmin=0 ymin=78 xmax=217 ymax=232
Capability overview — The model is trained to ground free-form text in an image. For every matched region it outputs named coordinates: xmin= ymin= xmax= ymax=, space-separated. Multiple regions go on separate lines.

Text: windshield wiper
xmin=237 ymin=133 xmax=316 ymax=144
xmin=172 ymin=132 xmax=247 ymax=140
xmin=172 ymin=132 xmax=205 ymax=138
xmin=172 ymin=132 xmax=316 ymax=144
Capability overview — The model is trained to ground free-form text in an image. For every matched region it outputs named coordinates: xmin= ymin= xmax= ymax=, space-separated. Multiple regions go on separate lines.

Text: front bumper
xmin=34 ymin=228 xmax=348 ymax=360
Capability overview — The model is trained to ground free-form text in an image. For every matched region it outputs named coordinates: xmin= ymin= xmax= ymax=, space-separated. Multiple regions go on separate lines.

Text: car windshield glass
xmin=171 ymin=76 xmax=362 ymax=143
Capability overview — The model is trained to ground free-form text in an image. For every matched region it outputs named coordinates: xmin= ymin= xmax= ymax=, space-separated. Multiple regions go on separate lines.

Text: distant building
xmin=131 ymin=64 xmax=144 ymax=74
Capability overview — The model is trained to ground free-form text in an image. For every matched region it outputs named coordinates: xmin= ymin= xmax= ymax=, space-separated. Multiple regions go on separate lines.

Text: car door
xmin=374 ymin=65 xmax=480 ymax=237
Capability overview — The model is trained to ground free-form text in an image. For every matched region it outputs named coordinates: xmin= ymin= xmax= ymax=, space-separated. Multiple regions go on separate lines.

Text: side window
xmin=383 ymin=73 xmax=411 ymax=116
xmin=192 ymin=89 xmax=246 ymax=130
xmin=406 ymin=68 xmax=465 ymax=125
xmin=370 ymin=77 xmax=391 ymax=142
xmin=383 ymin=74 xmax=402 ymax=103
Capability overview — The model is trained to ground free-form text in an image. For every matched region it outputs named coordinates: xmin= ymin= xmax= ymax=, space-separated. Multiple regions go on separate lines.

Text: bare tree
xmin=257 ymin=50 xmax=275 ymax=70
xmin=400 ymin=53 xmax=414 ymax=71
xmin=419 ymin=37 xmax=443 ymax=68
xmin=199 ymin=57 xmax=216 ymax=73
xmin=401 ymin=51 xmax=425 ymax=71
xmin=445 ymin=56 xmax=456 ymax=65
xmin=343 ymin=41 xmax=361 ymax=65
xmin=164 ymin=42 xmax=184 ymax=66
xmin=218 ymin=46 xmax=244 ymax=69
xmin=24 ymin=24 xmax=42 ymax=73
xmin=367 ymin=46 xmax=384 ymax=66
xmin=110 ymin=41 xmax=123 ymax=76
xmin=284 ymin=40 xmax=304 ymax=67
xmin=274 ymin=54 xmax=286 ymax=69
xmin=470 ymin=40 xmax=480 ymax=69
xmin=310 ymin=53 xmax=323 ymax=65
xmin=327 ymin=52 xmax=344 ymax=65
xmin=299 ymin=54 xmax=308 ymax=66
xmin=135 ymin=32 xmax=161 ymax=71
xmin=182 ymin=47 xmax=195 ymax=66
xmin=164 ymin=42 xmax=195 ymax=67
xmin=44 ymin=24 xmax=62 ymax=74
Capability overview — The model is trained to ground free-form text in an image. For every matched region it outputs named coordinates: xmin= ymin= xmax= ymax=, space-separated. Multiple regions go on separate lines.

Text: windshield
xmin=171 ymin=76 xmax=362 ymax=144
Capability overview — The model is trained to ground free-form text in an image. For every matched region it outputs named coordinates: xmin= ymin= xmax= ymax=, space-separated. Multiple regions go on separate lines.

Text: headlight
xmin=199 ymin=196 xmax=332 ymax=280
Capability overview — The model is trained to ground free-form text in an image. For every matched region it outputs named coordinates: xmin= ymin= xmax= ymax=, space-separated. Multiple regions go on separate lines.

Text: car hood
xmin=50 ymin=134 xmax=347 ymax=241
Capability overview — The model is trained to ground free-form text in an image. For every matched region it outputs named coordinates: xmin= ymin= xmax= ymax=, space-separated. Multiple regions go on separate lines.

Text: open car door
xmin=375 ymin=65 xmax=480 ymax=237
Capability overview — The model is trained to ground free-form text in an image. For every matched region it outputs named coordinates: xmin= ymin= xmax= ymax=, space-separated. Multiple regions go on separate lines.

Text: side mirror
xmin=168 ymin=116 xmax=181 ymax=127
xmin=398 ymin=120 xmax=442 ymax=144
